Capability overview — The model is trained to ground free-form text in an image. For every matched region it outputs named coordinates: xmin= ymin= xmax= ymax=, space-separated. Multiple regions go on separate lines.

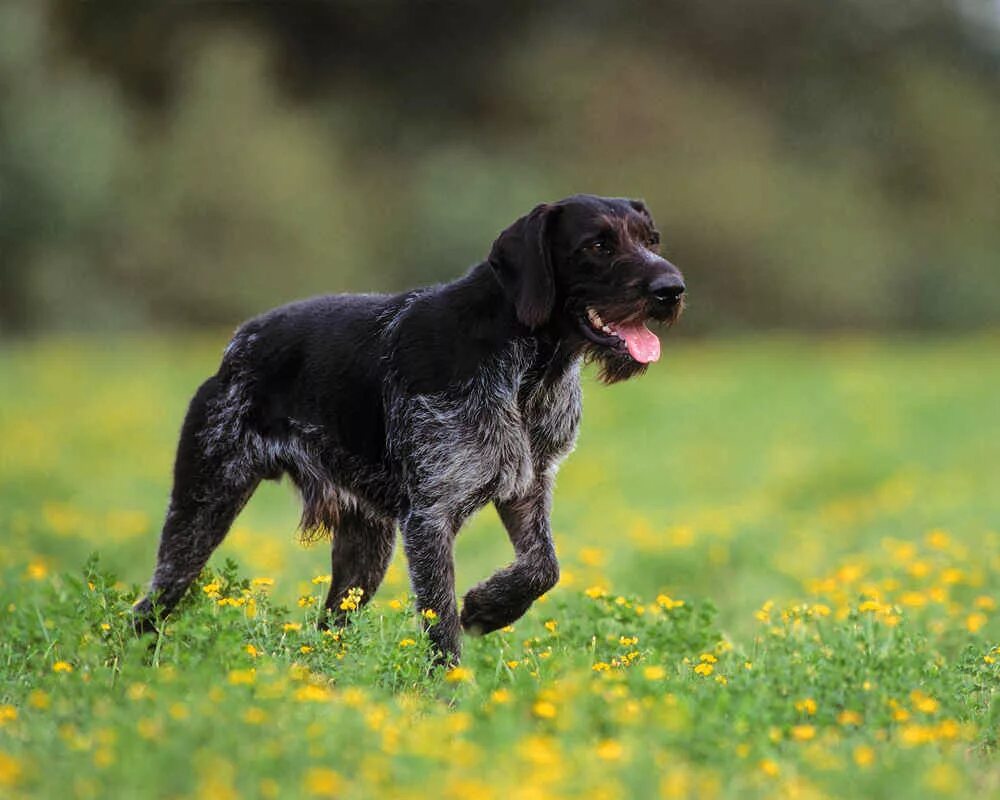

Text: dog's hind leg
xmin=133 ymin=377 xmax=260 ymax=633
xmin=319 ymin=502 xmax=397 ymax=628
xmin=460 ymin=476 xmax=560 ymax=635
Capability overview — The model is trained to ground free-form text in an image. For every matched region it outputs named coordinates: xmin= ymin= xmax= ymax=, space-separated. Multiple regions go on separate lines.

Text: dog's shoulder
xmin=387 ymin=264 xmax=524 ymax=394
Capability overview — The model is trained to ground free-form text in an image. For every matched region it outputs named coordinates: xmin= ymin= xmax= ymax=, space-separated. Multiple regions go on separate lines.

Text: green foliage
xmin=1 ymin=334 xmax=1000 ymax=797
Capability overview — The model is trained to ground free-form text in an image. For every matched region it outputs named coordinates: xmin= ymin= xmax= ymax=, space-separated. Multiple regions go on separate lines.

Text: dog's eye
xmin=587 ymin=240 xmax=612 ymax=256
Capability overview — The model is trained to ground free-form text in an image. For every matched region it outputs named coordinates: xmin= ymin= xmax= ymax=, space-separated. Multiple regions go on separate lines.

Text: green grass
xmin=2 ymin=334 xmax=1000 ymax=798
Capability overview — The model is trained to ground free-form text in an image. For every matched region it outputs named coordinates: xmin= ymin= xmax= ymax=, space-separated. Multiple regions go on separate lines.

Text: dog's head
xmin=489 ymin=194 xmax=685 ymax=382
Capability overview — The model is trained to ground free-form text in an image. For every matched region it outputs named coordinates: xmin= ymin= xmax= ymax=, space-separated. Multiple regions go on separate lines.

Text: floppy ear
xmin=488 ymin=203 xmax=558 ymax=329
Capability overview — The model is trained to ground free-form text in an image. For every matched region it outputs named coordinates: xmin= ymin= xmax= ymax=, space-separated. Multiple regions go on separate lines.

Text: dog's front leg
xmin=461 ymin=476 xmax=560 ymax=635
xmin=401 ymin=507 xmax=461 ymax=663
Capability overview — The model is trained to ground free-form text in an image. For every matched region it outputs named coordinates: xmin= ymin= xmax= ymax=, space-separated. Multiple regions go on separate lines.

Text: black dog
xmin=134 ymin=194 xmax=685 ymax=661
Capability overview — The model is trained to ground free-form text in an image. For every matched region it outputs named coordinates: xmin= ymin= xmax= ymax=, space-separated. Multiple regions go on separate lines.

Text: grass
xmin=1 ymin=333 xmax=999 ymax=798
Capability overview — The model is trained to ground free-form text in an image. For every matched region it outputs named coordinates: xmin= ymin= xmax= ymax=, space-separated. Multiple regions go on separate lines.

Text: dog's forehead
xmin=556 ymin=195 xmax=651 ymax=232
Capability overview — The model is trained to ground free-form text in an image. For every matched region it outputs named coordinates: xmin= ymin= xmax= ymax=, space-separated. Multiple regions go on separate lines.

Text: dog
xmin=133 ymin=194 xmax=685 ymax=662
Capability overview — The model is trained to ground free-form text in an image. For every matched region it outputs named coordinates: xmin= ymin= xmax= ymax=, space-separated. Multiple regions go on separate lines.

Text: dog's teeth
xmin=602 ymin=325 xmax=611 ymax=334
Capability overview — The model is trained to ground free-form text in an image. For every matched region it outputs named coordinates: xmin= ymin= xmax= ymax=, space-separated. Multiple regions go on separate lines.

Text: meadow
xmin=1 ymin=334 xmax=999 ymax=799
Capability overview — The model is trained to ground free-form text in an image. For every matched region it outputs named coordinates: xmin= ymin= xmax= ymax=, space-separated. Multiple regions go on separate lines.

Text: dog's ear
xmin=488 ymin=203 xmax=559 ymax=329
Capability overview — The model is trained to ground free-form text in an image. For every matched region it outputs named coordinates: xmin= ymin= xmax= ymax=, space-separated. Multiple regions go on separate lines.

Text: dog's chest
xmin=395 ymin=343 xmax=582 ymax=504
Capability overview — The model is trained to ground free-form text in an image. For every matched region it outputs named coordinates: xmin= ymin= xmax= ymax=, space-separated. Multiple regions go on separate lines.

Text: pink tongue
xmin=608 ymin=322 xmax=661 ymax=363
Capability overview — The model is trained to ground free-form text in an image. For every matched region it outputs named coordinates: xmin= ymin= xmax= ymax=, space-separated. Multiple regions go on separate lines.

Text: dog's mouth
xmin=578 ymin=307 xmax=661 ymax=364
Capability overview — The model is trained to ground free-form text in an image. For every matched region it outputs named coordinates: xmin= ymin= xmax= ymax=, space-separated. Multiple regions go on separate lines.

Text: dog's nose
xmin=648 ymin=274 xmax=686 ymax=303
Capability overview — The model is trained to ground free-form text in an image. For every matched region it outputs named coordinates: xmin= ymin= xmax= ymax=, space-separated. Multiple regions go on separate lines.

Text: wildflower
xmin=976 ymin=596 xmax=997 ymax=611
xmin=795 ymin=698 xmax=817 ymax=716
xmin=28 ymin=690 xmax=50 ymax=710
xmin=299 ymin=646 xmax=313 ymax=654
xmin=490 ymin=689 xmax=512 ymax=704
xmin=304 ymin=767 xmax=343 ymax=798
xmin=0 ymin=707 xmax=16 ymax=726
xmin=227 ymin=669 xmax=255 ymax=686
xmin=759 ymin=759 xmax=780 ymax=778
xmin=533 ymin=700 xmax=557 ymax=719
xmin=699 ymin=653 xmax=717 ymax=663
xmin=579 ymin=547 xmax=606 ymax=566
xmin=246 ymin=644 xmax=260 ymax=658
xmin=25 ymin=560 xmax=47 ymax=580
xmin=0 ymin=752 xmax=23 ymax=787
xmin=656 ymin=594 xmax=684 ymax=610
xmin=251 ymin=577 xmax=275 ymax=589
xmin=398 ymin=638 xmax=416 ymax=648
xmin=544 ymin=620 xmax=558 ymax=632
xmin=595 ymin=739 xmax=624 ymax=761
xmin=838 ymin=710 xmax=863 ymax=726
xmin=910 ymin=690 xmax=939 ymax=714
xmin=388 ymin=599 xmax=404 ymax=611
xmin=966 ymin=613 xmax=988 ymax=633
xmin=853 ymin=746 xmax=875 ymax=767
xmin=202 ymin=582 xmax=221 ymax=599
xmin=643 ymin=666 xmax=666 ymax=680
xmin=791 ymin=725 xmax=816 ymax=741
xmin=754 ymin=600 xmax=774 ymax=623
xmin=619 ymin=635 xmax=638 ymax=647
xmin=298 ymin=595 xmax=317 ymax=608
xmin=243 ymin=707 xmax=267 ymax=725
xmin=294 ymin=685 xmax=333 ymax=703
xmin=339 ymin=587 xmax=364 ymax=612
xmin=592 ymin=662 xmax=611 ymax=672
xmin=445 ymin=667 xmax=473 ymax=683
xmin=584 ymin=586 xmax=607 ymax=599
xmin=421 ymin=608 xmax=438 ymax=620
xmin=693 ymin=663 xmax=713 ymax=677
xmin=744 ymin=661 xmax=753 ymax=671
xmin=53 ymin=661 xmax=73 ymax=673
xmin=311 ymin=574 xmax=332 ymax=585
xmin=283 ymin=623 xmax=302 ymax=633
xmin=715 ymin=675 xmax=728 ymax=685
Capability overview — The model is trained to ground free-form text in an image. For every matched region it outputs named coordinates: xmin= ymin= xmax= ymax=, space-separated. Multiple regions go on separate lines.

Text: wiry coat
xmin=134 ymin=195 xmax=684 ymax=661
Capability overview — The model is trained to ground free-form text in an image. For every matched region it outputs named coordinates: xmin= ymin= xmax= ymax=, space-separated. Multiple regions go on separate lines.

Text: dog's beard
xmin=586 ymin=347 xmax=649 ymax=384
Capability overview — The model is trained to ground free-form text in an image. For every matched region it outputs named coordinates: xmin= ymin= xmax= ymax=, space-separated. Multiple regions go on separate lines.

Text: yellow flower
xmin=584 ymin=586 xmax=607 ymax=599
xmin=490 ymin=689 xmax=512 ymax=704
xmin=294 ymin=685 xmax=334 ymax=703
xmin=853 ymin=745 xmax=875 ymax=767
xmin=25 ymin=560 xmax=47 ymax=580
xmin=52 ymin=661 xmax=73 ymax=673
xmin=422 ymin=608 xmax=438 ymax=620
xmin=202 ymin=582 xmax=221 ymax=599
xmin=838 ymin=710 xmax=863 ymax=726
xmin=532 ymin=700 xmax=557 ymax=719
xmin=0 ymin=752 xmax=22 ymax=787
xmin=0 ymin=707 xmax=17 ymax=727
xmin=304 ymin=767 xmax=343 ymax=798
xmin=340 ymin=587 xmax=364 ymax=612
xmin=246 ymin=644 xmax=260 ymax=658
xmin=693 ymin=663 xmax=714 ymax=677
xmin=643 ymin=666 xmax=666 ymax=680
xmin=298 ymin=595 xmax=317 ymax=608
xmin=28 ymin=690 xmax=50 ymax=710
xmin=388 ymin=599 xmax=404 ymax=611
xmin=910 ymin=690 xmax=939 ymax=714
xmin=619 ymin=635 xmax=638 ymax=647
xmin=445 ymin=667 xmax=473 ymax=683
xmin=544 ymin=620 xmax=558 ymax=632
xmin=592 ymin=662 xmax=611 ymax=672
xmin=975 ymin=596 xmax=997 ymax=611
xmin=283 ymin=623 xmax=302 ymax=633
xmin=699 ymin=653 xmax=717 ymax=663
xmin=311 ymin=574 xmax=332 ymax=585
xmin=227 ymin=669 xmax=255 ymax=686
xmin=794 ymin=698 xmax=817 ymax=716
xmin=656 ymin=593 xmax=685 ymax=610
xmin=759 ymin=759 xmax=780 ymax=778
xmin=595 ymin=739 xmax=624 ymax=761
xmin=398 ymin=638 xmax=416 ymax=648
xmin=243 ymin=707 xmax=267 ymax=725
xmin=791 ymin=725 xmax=815 ymax=741
xmin=966 ymin=613 xmax=988 ymax=633
xmin=251 ymin=577 xmax=275 ymax=588
xmin=299 ymin=645 xmax=313 ymax=654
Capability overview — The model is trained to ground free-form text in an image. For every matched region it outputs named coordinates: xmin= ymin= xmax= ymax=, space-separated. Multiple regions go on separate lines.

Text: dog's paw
xmin=460 ymin=587 xmax=530 ymax=636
